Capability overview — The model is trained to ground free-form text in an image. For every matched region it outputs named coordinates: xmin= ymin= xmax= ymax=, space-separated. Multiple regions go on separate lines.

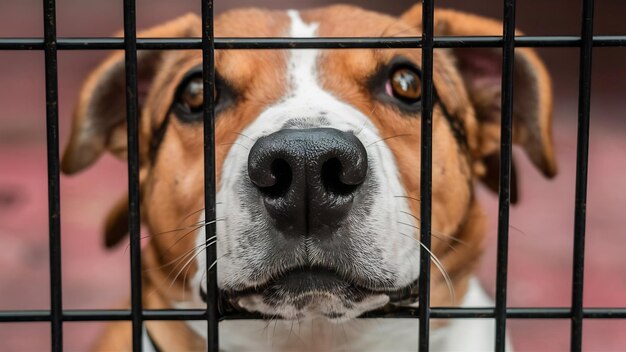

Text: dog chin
xmin=234 ymin=292 xmax=389 ymax=322
xmin=222 ymin=267 xmax=419 ymax=322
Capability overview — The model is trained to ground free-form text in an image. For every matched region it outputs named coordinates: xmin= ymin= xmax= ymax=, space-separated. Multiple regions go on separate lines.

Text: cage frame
xmin=1 ymin=0 xmax=624 ymax=351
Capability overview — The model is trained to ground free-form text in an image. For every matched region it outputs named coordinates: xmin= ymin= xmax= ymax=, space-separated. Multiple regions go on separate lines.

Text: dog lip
xmin=382 ymin=278 xmax=419 ymax=304
xmin=221 ymin=266 xmax=419 ymax=305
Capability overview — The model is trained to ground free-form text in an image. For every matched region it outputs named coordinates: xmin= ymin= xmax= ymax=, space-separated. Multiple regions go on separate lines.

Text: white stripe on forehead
xmin=237 ymin=10 xmax=374 ymax=135
xmin=286 ymin=10 xmax=320 ymax=97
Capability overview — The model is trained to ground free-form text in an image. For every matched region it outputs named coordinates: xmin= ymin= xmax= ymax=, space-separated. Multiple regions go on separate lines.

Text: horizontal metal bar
xmin=0 ymin=310 xmax=206 ymax=322
xmin=2 ymin=308 xmax=626 ymax=323
xmin=0 ymin=36 xmax=625 ymax=50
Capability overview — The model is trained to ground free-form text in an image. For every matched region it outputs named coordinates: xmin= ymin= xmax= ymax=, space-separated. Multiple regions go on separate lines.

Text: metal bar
xmin=494 ymin=0 xmax=517 ymax=351
xmin=571 ymin=0 xmax=595 ymax=351
xmin=222 ymin=307 xmax=626 ymax=320
xmin=1 ymin=36 xmax=626 ymax=51
xmin=122 ymin=0 xmax=143 ymax=350
xmin=43 ymin=0 xmax=62 ymax=350
xmin=201 ymin=0 xmax=219 ymax=351
xmin=4 ymin=307 xmax=626 ymax=323
xmin=418 ymin=0 xmax=435 ymax=351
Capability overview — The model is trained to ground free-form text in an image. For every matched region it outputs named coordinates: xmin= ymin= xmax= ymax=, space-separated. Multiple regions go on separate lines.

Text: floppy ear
xmin=62 ymin=14 xmax=200 ymax=248
xmin=401 ymin=6 xmax=557 ymax=202
xmin=61 ymin=13 xmax=200 ymax=175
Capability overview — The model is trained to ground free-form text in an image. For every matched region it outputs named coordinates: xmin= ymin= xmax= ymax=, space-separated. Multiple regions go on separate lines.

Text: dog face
xmin=62 ymin=5 xmax=556 ymax=325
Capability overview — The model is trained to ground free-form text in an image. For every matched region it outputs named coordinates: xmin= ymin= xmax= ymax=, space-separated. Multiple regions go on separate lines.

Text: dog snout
xmin=247 ymin=127 xmax=368 ymax=236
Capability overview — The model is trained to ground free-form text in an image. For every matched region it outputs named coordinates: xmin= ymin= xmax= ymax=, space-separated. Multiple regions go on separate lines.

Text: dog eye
xmin=180 ymin=77 xmax=205 ymax=113
xmin=386 ymin=67 xmax=422 ymax=104
xmin=173 ymin=72 xmax=219 ymax=122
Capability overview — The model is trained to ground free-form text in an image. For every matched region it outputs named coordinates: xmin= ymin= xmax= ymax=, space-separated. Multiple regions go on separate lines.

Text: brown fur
xmin=61 ymin=5 xmax=555 ymax=351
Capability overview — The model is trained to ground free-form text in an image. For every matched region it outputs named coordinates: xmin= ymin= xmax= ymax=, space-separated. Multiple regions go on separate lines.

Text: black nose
xmin=248 ymin=128 xmax=368 ymax=237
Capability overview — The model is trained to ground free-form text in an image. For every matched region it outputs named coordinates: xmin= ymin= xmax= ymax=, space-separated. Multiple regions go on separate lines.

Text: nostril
xmin=258 ymin=159 xmax=292 ymax=198
xmin=321 ymin=158 xmax=360 ymax=196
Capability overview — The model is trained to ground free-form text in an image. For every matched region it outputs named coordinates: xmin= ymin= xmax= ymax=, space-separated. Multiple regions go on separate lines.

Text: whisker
xmin=219 ymin=142 xmax=250 ymax=150
xmin=398 ymin=231 xmax=456 ymax=304
xmin=132 ymin=221 xmax=208 ymax=244
xmin=144 ymin=241 xmax=210 ymax=300
xmin=354 ymin=106 xmax=377 ymax=137
xmin=397 ymin=221 xmax=461 ymax=253
xmin=123 ymin=205 xmax=223 ymax=253
xmin=159 ymin=218 xmax=225 ymax=260
xmin=398 ymin=211 xmax=469 ymax=246
xmin=162 ymin=239 xmax=215 ymax=276
xmin=175 ymin=202 xmax=223 ymax=229
xmin=229 ymin=131 xmax=255 ymax=142
xmin=394 ymin=195 xmax=421 ymax=202
xmin=142 ymin=238 xmax=215 ymax=274
xmin=184 ymin=241 xmax=226 ymax=291
xmin=366 ymin=133 xmax=414 ymax=147
xmin=170 ymin=240 xmax=217 ymax=289
xmin=272 ymin=316 xmax=279 ymax=342
xmin=366 ymin=142 xmax=393 ymax=153
xmin=198 ymin=253 xmax=227 ymax=286
xmin=182 ymin=246 xmax=226 ymax=301
xmin=354 ymin=120 xmax=369 ymax=137
xmin=178 ymin=207 xmax=208 ymax=224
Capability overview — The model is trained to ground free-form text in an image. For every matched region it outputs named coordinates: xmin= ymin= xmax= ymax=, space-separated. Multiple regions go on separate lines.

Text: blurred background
xmin=0 ymin=0 xmax=625 ymax=350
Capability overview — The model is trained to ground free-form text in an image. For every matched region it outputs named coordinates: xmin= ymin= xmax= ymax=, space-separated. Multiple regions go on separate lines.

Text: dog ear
xmin=62 ymin=14 xmax=199 ymax=248
xmin=401 ymin=6 xmax=557 ymax=202
xmin=103 ymin=193 xmax=130 ymax=248
xmin=61 ymin=13 xmax=200 ymax=175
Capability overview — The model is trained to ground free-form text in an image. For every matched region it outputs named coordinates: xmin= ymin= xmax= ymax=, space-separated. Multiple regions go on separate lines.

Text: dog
xmin=61 ymin=4 xmax=556 ymax=351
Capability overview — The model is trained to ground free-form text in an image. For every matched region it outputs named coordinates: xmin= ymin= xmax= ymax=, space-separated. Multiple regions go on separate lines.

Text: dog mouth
xmin=200 ymin=266 xmax=419 ymax=314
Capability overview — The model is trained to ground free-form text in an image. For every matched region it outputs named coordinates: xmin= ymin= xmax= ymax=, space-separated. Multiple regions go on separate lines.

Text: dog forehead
xmin=303 ymin=5 xmax=419 ymax=37
xmin=214 ymin=5 xmax=417 ymax=37
xmin=214 ymin=8 xmax=290 ymax=37
xmin=211 ymin=6 xmax=421 ymax=84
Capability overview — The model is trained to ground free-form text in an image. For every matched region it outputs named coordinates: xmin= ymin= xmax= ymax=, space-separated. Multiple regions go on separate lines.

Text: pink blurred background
xmin=1 ymin=0 xmax=625 ymax=350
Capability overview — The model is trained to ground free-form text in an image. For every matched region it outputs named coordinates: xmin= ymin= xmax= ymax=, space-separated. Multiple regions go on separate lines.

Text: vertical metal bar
xmin=202 ymin=0 xmax=219 ymax=351
xmin=570 ymin=0 xmax=594 ymax=350
xmin=43 ymin=0 xmax=62 ymax=350
xmin=418 ymin=0 xmax=434 ymax=351
xmin=494 ymin=0 xmax=516 ymax=350
xmin=122 ymin=0 xmax=143 ymax=350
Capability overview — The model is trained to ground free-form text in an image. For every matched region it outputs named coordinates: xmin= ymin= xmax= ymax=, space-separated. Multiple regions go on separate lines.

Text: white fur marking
xmin=286 ymin=10 xmax=320 ymax=95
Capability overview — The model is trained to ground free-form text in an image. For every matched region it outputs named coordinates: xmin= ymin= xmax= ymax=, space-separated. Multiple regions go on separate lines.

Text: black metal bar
xmin=224 ymin=307 xmax=626 ymax=320
xmin=494 ymin=0 xmax=516 ymax=351
xmin=4 ymin=307 xmax=626 ymax=323
xmin=571 ymin=0 xmax=595 ymax=351
xmin=43 ymin=0 xmax=62 ymax=350
xmin=1 ymin=36 xmax=626 ymax=51
xmin=122 ymin=0 xmax=143 ymax=350
xmin=201 ymin=0 xmax=219 ymax=351
xmin=418 ymin=0 xmax=435 ymax=351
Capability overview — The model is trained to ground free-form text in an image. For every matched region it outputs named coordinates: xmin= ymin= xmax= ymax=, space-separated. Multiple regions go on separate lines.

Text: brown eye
xmin=180 ymin=77 xmax=205 ymax=113
xmin=173 ymin=71 xmax=223 ymax=122
xmin=387 ymin=67 xmax=422 ymax=103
